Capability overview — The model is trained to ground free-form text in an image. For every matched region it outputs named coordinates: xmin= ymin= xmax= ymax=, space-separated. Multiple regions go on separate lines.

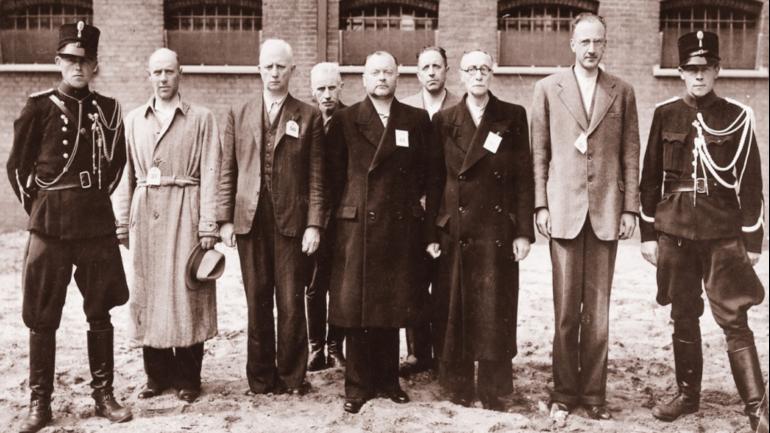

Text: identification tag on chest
xmin=483 ymin=132 xmax=502 ymax=154
xmin=396 ymin=129 xmax=409 ymax=148
xmin=286 ymin=120 xmax=299 ymax=138
xmin=147 ymin=167 xmax=162 ymax=186
xmin=574 ymin=132 xmax=588 ymax=154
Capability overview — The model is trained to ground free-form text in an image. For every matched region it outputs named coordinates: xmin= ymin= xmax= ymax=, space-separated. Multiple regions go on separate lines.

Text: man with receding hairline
xmin=531 ymin=13 xmax=640 ymax=420
xmin=114 ymin=47 xmax=221 ymax=404
xmin=325 ymin=50 xmax=443 ymax=413
xmin=217 ymin=38 xmax=325 ymax=396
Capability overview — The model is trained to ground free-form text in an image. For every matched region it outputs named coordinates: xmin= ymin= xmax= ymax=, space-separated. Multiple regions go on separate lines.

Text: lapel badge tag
xmin=574 ymin=132 xmax=588 ymax=154
xmin=286 ymin=120 xmax=299 ymax=138
xmin=147 ymin=166 xmax=162 ymax=186
xmin=483 ymin=132 xmax=502 ymax=154
xmin=396 ymin=129 xmax=409 ymax=148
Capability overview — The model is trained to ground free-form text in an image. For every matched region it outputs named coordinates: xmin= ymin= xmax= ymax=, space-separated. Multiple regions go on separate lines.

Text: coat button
xmin=61 ymin=126 xmax=67 ymax=132
xmin=459 ymin=205 xmax=466 ymax=213
xmin=458 ymin=174 xmax=466 ymax=181
xmin=459 ymin=239 xmax=468 ymax=248
xmin=62 ymin=153 xmax=69 ymax=158
xmin=495 ymin=239 xmax=503 ymax=247
xmin=493 ymin=171 xmax=501 ymax=179
xmin=153 ymin=211 xmax=160 ymax=219
xmin=62 ymin=139 xmax=69 ymax=145
xmin=80 ymin=127 xmax=87 ymax=134
xmin=494 ymin=205 xmax=502 ymax=213
xmin=368 ymin=211 xmax=376 ymax=221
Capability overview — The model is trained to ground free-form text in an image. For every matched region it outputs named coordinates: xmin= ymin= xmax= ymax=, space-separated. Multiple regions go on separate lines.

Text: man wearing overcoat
xmin=400 ymin=46 xmax=460 ymax=377
xmin=217 ymin=39 xmax=325 ymax=395
xmin=7 ymin=21 xmax=132 ymax=432
xmin=431 ymin=50 xmax=534 ymax=410
xmin=530 ymin=13 xmax=640 ymax=420
xmin=640 ymin=30 xmax=768 ymax=432
xmin=325 ymin=51 xmax=444 ymax=413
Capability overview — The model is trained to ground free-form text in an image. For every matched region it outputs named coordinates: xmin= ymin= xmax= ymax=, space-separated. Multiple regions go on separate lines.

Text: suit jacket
xmin=401 ymin=89 xmax=460 ymax=114
xmin=432 ymin=93 xmax=534 ymax=361
xmin=326 ymin=97 xmax=444 ymax=328
xmin=531 ymin=68 xmax=640 ymax=241
xmin=217 ymin=93 xmax=325 ymax=236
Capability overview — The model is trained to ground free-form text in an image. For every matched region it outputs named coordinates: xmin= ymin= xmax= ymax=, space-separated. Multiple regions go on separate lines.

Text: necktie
xmin=378 ymin=112 xmax=389 ymax=127
xmin=268 ymin=100 xmax=280 ymax=125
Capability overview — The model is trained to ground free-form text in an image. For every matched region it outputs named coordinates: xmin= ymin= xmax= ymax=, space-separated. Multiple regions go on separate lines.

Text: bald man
xmin=217 ymin=39 xmax=325 ymax=395
xmin=114 ymin=48 xmax=221 ymax=403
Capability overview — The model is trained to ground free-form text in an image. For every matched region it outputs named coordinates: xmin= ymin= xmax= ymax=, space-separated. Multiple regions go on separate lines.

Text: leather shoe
xmin=398 ymin=357 xmax=432 ymax=377
xmin=585 ymin=404 xmax=612 ymax=420
xmin=449 ymin=392 xmax=473 ymax=407
xmin=327 ymin=351 xmax=346 ymax=368
xmin=307 ymin=348 xmax=327 ymax=372
xmin=177 ymin=388 xmax=200 ymax=403
xmin=282 ymin=381 xmax=310 ymax=396
xmin=480 ymin=394 xmax=505 ymax=411
xmin=343 ymin=399 xmax=366 ymax=414
xmin=138 ymin=384 xmax=167 ymax=399
xmin=386 ymin=388 xmax=410 ymax=404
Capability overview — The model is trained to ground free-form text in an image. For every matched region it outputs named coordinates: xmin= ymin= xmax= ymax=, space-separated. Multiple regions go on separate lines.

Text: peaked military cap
xmin=678 ymin=30 xmax=719 ymax=67
xmin=58 ymin=21 xmax=100 ymax=59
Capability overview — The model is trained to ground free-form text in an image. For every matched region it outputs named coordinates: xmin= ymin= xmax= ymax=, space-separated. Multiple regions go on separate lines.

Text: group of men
xmin=7 ymin=12 xmax=768 ymax=433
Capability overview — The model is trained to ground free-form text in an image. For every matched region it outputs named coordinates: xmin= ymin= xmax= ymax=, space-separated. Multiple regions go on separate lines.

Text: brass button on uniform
xmin=62 ymin=153 xmax=69 ymax=158
xmin=62 ymin=139 xmax=69 ymax=145
xmin=61 ymin=126 xmax=67 ymax=132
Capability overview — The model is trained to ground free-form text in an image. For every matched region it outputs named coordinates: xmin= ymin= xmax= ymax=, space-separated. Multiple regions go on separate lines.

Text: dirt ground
xmin=0 ymin=230 xmax=766 ymax=433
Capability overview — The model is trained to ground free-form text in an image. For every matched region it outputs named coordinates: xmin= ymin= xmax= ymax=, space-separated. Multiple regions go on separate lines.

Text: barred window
xmin=660 ymin=0 xmax=762 ymax=69
xmin=1 ymin=0 xmax=92 ymax=64
xmin=164 ymin=0 xmax=262 ymax=66
xmin=339 ymin=0 xmax=438 ymax=65
xmin=497 ymin=0 xmax=598 ymax=67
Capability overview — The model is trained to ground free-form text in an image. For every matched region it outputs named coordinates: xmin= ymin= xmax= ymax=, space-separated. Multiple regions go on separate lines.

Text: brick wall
xmin=1 ymin=0 xmax=768 ymax=233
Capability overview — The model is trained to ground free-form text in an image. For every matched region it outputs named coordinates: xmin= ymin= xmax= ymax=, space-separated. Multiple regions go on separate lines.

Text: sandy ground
xmin=0 ymin=230 xmax=766 ymax=433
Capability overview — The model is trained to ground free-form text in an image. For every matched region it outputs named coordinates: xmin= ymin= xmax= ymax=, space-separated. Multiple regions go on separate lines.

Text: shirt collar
xmin=143 ymin=94 xmax=188 ymax=117
xmin=264 ymin=91 xmax=288 ymax=110
xmin=683 ymin=90 xmax=719 ymax=109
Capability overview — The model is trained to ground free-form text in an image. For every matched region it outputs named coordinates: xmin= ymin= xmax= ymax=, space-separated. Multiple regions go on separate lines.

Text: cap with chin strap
xmin=678 ymin=30 xmax=720 ymax=67
xmin=57 ymin=21 xmax=100 ymax=60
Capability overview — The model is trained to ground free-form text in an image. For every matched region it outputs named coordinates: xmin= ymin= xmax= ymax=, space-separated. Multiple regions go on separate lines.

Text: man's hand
xmin=512 ymin=237 xmax=531 ymax=261
xmin=619 ymin=212 xmax=637 ymax=240
xmin=535 ymin=208 xmax=551 ymax=239
xmin=747 ymin=251 xmax=761 ymax=266
xmin=200 ymin=235 xmax=218 ymax=250
xmin=118 ymin=234 xmax=129 ymax=250
xmin=302 ymin=227 xmax=321 ymax=255
xmin=426 ymin=242 xmax=441 ymax=259
xmin=641 ymin=240 xmax=658 ymax=266
xmin=219 ymin=222 xmax=236 ymax=247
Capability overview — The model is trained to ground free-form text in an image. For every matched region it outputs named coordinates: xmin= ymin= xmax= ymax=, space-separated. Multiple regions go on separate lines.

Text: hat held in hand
xmin=185 ymin=243 xmax=225 ymax=290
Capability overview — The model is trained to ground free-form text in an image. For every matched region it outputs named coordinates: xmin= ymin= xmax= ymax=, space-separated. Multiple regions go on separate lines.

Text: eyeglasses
xmin=461 ymin=65 xmax=492 ymax=76
xmin=577 ymin=38 xmax=606 ymax=48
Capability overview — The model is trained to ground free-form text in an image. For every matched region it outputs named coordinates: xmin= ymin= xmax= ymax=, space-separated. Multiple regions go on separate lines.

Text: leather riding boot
xmin=19 ymin=331 xmax=55 ymax=433
xmin=728 ymin=345 xmax=769 ymax=432
xmin=652 ymin=336 xmax=702 ymax=422
xmin=307 ymin=340 xmax=327 ymax=372
xmin=87 ymin=329 xmax=132 ymax=423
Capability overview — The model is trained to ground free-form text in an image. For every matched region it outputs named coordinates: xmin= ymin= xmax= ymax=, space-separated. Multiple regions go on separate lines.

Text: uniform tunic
xmin=114 ymin=99 xmax=220 ymax=348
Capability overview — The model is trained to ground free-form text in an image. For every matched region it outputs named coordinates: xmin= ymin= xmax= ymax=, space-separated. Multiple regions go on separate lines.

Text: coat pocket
xmin=618 ymin=180 xmax=625 ymax=192
xmin=662 ymin=131 xmax=688 ymax=172
xmin=335 ymin=206 xmax=357 ymax=220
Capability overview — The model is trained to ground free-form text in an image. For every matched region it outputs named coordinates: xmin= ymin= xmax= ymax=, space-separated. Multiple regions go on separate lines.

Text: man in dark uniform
xmin=640 ymin=30 xmax=768 ymax=432
xmin=7 ymin=21 xmax=132 ymax=433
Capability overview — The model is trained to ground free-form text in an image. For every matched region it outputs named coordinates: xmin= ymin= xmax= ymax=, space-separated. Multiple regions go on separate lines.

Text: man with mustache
xmin=306 ymin=61 xmax=346 ymax=371
xmin=7 ymin=21 xmax=132 ymax=432
xmin=400 ymin=46 xmax=460 ymax=377
xmin=217 ymin=38 xmax=325 ymax=396
xmin=640 ymin=30 xmax=768 ymax=432
xmin=531 ymin=13 xmax=640 ymax=421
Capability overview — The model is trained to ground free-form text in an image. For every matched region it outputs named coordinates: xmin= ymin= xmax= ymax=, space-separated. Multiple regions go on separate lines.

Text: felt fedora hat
xmin=185 ymin=243 xmax=225 ymax=290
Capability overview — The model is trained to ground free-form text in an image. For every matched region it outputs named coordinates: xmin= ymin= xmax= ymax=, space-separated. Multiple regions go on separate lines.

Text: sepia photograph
xmin=0 ymin=0 xmax=767 ymax=432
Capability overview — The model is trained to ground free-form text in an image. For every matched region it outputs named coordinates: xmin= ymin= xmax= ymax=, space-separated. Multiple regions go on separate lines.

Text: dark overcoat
xmin=432 ymin=94 xmax=535 ymax=362
xmin=325 ymin=97 xmax=444 ymax=328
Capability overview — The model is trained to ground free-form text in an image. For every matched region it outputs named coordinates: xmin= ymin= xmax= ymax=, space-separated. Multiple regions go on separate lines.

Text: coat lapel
xmin=368 ymin=99 xmax=401 ymax=172
xmin=586 ymin=71 xmax=617 ymax=137
xmin=247 ymin=94 xmax=263 ymax=158
xmin=448 ymin=99 xmax=474 ymax=154
xmin=355 ymin=97 xmax=384 ymax=149
xmin=274 ymin=94 xmax=302 ymax=149
xmin=459 ymin=94 xmax=506 ymax=174
xmin=557 ymin=69 xmax=589 ymax=132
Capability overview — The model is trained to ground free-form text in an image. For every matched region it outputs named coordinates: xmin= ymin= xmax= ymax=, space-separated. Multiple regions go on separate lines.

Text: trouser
xmin=22 ymin=231 xmax=129 ymax=331
xmin=405 ymin=256 xmax=435 ymax=363
xmin=236 ymin=188 xmax=309 ymax=393
xmin=306 ymin=238 xmax=344 ymax=353
xmin=344 ymin=327 xmax=400 ymax=400
xmin=440 ymin=358 xmax=511 ymax=399
xmin=657 ymin=234 xmax=764 ymax=352
xmin=143 ymin=343 xmax=205 ymax=391
xmin=550 ymin=220 xmax=617 ymax=407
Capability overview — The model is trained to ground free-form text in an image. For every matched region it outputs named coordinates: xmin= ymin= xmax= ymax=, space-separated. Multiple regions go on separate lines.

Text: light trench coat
xmin=114 ymin=98 xmax=220 ymax=348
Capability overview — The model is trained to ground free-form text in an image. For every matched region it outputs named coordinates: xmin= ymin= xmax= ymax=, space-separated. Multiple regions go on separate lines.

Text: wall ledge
xmin=653 ymin=65 xmax=769 ymax=79
xmin=0 ymin=64 xmax=59 ymax=72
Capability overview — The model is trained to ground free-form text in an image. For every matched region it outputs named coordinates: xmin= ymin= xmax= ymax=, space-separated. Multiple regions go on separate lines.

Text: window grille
xmin=164 ymin=1 xmax=262 ymax=66
xmin=498 ymin=1 xmax=597 ymax=67
xmin=660 ymin=2 xmax=760 ymax=69
xmin=1 ymin=1 xmax=92 ymax=63
xmin=339 ymin=1 xmax=438 ymax=65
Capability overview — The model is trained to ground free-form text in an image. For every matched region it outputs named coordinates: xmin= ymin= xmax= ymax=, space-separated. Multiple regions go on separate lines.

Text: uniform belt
xmin=136 ymin=175 xmax=200 ymax=187
xmin=36 ymin=171 xmax=93 ymax=191
xmin=665 ymin=178 xmax=730 ymax=194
